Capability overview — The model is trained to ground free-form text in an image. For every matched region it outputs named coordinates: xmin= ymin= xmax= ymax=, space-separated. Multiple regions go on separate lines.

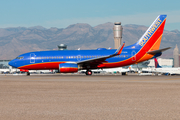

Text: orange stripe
xmin=136 ymin=34 xmax=163 ymax=63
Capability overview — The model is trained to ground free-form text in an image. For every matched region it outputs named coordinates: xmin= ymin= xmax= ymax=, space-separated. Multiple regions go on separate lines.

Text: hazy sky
xmin=0 ymin=0 xmax=180 ymax=31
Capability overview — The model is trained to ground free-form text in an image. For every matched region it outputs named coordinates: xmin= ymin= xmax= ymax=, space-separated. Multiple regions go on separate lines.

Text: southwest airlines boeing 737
xmin=9 ymin=15 xmax=170 ymax=75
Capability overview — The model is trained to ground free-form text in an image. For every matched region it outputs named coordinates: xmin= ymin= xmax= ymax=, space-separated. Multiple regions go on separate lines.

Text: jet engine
xmin=59 ymin=63 xmax=78 ymax=73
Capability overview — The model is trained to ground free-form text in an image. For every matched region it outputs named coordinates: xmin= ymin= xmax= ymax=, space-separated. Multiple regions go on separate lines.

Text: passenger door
xmin=30 ymin=53 xmax=35 ymax=63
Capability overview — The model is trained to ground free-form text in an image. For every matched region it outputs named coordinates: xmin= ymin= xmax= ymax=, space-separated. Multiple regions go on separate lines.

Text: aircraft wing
xmin=147 ymin=47 xmax=171 ymax=54
xmin=77 ymin=42 xmax=125 ymax=65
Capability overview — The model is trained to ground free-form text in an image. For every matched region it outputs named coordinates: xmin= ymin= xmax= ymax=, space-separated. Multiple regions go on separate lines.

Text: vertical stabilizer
xmin=154 ymin=58 xmax=162 ymax=68
xmin=135 ymin=15 xmax=167 ymax=50
xmin=132 ymin=15 xmax=167 ymax=63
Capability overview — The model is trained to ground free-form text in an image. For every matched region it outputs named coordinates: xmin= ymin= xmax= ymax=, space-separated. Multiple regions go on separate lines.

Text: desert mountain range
xmin=0 ymin=23 xmax=179 ymax=60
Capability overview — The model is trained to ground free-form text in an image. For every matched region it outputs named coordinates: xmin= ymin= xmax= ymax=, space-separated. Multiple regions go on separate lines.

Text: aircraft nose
xmin=8 ymin=60 xmax=13 ymax=66
xmin=8 ymin=60 xmax=16 ymax=67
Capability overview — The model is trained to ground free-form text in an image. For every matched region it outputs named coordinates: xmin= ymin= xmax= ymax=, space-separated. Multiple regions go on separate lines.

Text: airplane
xmin=8 ymin=15 xmax=170 ymax=76
xmin=99 ymin=67 xmax=131 ymax=75
xmin=143 ymin=58 xmax=180 ymax=75
xmin=103 ymin=67 xmax=130 ymax=74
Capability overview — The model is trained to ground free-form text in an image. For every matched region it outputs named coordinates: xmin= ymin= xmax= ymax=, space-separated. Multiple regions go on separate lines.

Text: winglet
xmin=115 ymin=42 xmax=125 ymax=55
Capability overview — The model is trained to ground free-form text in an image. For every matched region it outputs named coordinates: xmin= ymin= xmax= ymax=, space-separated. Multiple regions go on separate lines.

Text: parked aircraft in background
xmin=103 ymin=67 xmax=131 ymax=75
xmin=143 ymin=58 xmax=180 ymax=75
xmin=79 ymin=66 xmax=132 ymax=75
xmin=9 ymin=15 xmax=170 ymax=75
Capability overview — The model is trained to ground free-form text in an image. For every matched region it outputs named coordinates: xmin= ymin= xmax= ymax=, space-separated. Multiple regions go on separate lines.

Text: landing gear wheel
xmin=26 ymin=72 xmax=30 ymax=76
xmin=86 ymin=70 xmax=92 ymax=75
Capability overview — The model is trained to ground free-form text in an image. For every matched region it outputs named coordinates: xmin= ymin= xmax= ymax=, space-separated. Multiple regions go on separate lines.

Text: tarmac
xmin=0 ymin=74 xmax=180 ymax=120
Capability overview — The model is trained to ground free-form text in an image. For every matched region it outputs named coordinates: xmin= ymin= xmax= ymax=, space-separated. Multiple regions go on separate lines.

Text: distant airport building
xmin=173 ymin=44 xmax=180 ymax=67
xmin=0 ymin=60 xmax=10 ymax=69
xmin=148 ymin=58 xmax=173 ymax=68
xmin=0 ymin=60 xmax=12 ymax=73
xmin=113 ymin=22 xmax=122 ymax=49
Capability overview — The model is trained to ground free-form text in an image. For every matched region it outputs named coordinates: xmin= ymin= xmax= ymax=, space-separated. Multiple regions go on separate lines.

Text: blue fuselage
xmin=9 ymin=47 xmax=142 ymax=70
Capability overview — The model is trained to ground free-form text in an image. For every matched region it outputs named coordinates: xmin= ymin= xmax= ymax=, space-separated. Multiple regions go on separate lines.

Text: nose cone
xmin=8 ymin=60 xmax=16 ymax=68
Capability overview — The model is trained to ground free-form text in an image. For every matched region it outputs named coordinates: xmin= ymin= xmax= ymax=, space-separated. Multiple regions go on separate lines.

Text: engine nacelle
xmin=59 ymin=63 xmax=78 ymax=73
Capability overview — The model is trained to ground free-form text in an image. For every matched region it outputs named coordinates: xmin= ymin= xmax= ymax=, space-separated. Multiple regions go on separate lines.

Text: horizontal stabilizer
xmin=147 ymin=47 xmax=171 ymax=54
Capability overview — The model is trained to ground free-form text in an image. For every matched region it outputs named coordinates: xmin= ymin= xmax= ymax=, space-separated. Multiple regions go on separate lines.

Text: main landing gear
xmin=85 ymin=70 xmax=92 ymax=75
xmin=26 ymin=72 xmax=30 ymax=76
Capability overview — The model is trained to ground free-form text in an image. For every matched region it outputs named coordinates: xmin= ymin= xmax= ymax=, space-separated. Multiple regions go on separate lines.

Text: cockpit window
xmin=16 ymin=57 xmax=24 ymax=60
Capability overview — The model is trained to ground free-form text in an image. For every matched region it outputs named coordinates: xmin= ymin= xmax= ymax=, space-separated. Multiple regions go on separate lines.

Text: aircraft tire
xmin=122 ymin=72 xmax=126 ymax=75
xmin=26 ymin=72 xmax=30 ymax=76
xmin=86 ymin=70 xmax=92 ymax=75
